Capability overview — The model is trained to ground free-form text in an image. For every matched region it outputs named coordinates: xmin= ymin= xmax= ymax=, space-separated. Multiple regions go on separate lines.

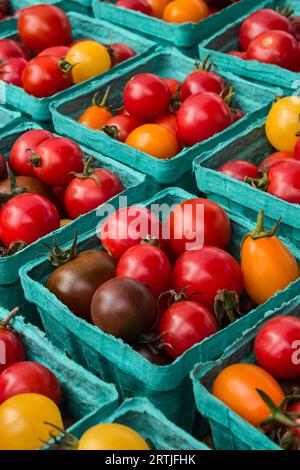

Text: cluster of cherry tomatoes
xmin=229 ymin=8 xmax=300 ymax=71
xmin=0 ymin=4 xmax=136 ymax=97
xmin=78 ymin=59 xmax=245 ymax=159
xmin=218 ymin=96 xmax=300 ymax=205
xmin=45 ymin=197 xmax=299 ymax=364
xmin=213 ymin=314 xmax=300 ymax=449
xmin=0 ymin=128 xmax=123 ymax=252
xmin=115 ymin=0 xmax=239 ymax=24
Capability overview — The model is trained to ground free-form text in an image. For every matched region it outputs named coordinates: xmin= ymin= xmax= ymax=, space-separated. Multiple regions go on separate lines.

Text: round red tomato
xmin=258 ymin=151 xmax=295 ymax=171
xmin=64 ymin=165 xmax=124 ymax=219
xmin=108 ymin=42 xmax=136 ymax=66
xmin=265 ymin=160 xmax=300 ymax=203
xmin=239 ymin=8 xmax=293 ymax=51
xmin=0 ymin=39 xmax=30 ymax=61
xmin=123 ymin=73 xmax=172 ymax=121
xmin=254 ymin=315 xmax=300 ymax=379
xmin=18 ymin=4 xmax=72 ymax=54
xmin=22 ymin=55 xmax=73 ymax=98
xmin=218 ymin=160 xmax=258 ymax=181
xmin=9 ymin=129 xmax=53 ymax=177
xmin=158 ymin=300 xmax=218 ymax=358
xmin=0 ymin=193 xmax=60 ymax=247
xmin=181 ymin=68 xmax=226 ymax=101
xmin=0 ymin=319 xmax=25 ymax=374
xmin=0 ymin=361 xmax=61 ymax=405
xmin=116 ymin=243 xmax=171 ymax=298
xmin=29 ymin=137 xmax=83 ymax=186
xmin=116 ymin=0 xmax=152 ymax=14
xmin=176 ymin=92 xmax=232 ymax=146
xmin=0 ymin=57 xmax=27 ymax=86
xmin=101 ymin=207 xmax=163 ymax=260
xmin=102 ymin=114 xmax=141 ymax=142
xmin=247 ymin=30 xmax=300 ymax=71
xmin=38 ymin=45 xmax=69 ymax=58
xmin=172 ymin=247 xmax=244 ymax=310
xmin=166 ymin=198 xmax=231 ymax=256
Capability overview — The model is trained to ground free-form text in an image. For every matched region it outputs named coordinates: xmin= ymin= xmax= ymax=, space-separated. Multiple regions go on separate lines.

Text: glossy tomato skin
xmin=102 ymin=114 xmax=141 ymax=142
xmin=116 ymin=243 xmax=171 ymax=298
xmin=0 ymin=361 xmax=61 ymax=405
xmin=0 ymin=39 xmax=30 ymax=60
xmin=31 ymin=137 xmax=83 ymax=186
xmin=124 ymin=73 xmax=172 ymax=121
xmin=0 ymin=327 xmax=25 ymax=374
xmin=64 ymin=168 xmax=124 ymax=219
xmin=166 ymin=198 xmax=231 ymax=256
xmin=116 ymin=0 xmax=152 ymax=14
xmin=266 ymin=97 xmax=300 ymax=152
xmin=181 ymin=69 xmax=226 ymax=101
xmin=47 ymin=250 xmax=116 ymax=321
xmin=18 ymin=4 xmax=72 ymax=54
xmin=38 ymin=45 xmax=69 ymax=58
xmin=158 ymin=300 xmax=218 ymax=359
xmin=254 ymin=316 xmax=300 ymax=379
xmin=0 ymin=175 xmax=53 ymax=200
xmin=176 ymin=92 xmax=233 ymax=146
xmin=101 ymin=207 xmax=163 ymax=260
xmin=0 ymin=193 xmax=60 ymax=247
xmin=78 ymin=423 xmax=150 ymax=450
xmin=266 ymin=160 xmax=300 ymax=203
xmin=163 ymin=0 xmax=209 ymax=24
xmin=78 ymin=104 xmax=112 ymax=130
xmin=109 ymin=42 xmax=136 ymax=66
xmin=247 ymin=30 xmax=300 ymax=71
xmin=126 ymin=124 xmax=178 ymax=159
xmin=22 ymin=55 xmax=73 ymax=98
xmin=65 ymin=41 xmax=112 ymax=84
xmin=91 ymin=277 xmax=158 ymax=342
xmin=212 ymin=363 xmax=285 ymax=427
xmin=258 ymin=151 xmax=295 ymax=171
xmin=239 ymin=8 xmax=293 ymax=51
xmin=172 ymin=247 xmax=244 ymax=310
xmin=9 ymin=129 xmax=53 ymax=177
xmin=218 ymin=160 xmax=258 ymax=181
xmin=0 ymin=57 xmax=27 ymax=86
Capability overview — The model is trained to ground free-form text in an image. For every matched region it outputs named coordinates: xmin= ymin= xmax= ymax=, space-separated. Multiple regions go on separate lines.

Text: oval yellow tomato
xmin=78 ymin=423 xmax=150 ymax=450
xmin=265 ymin=96 xmax=300 ymax=152
xmin=65 ymin=40 xmax=111 ymax=84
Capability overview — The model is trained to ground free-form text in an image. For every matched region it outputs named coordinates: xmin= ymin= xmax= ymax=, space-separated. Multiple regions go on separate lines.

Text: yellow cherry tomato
xmin=265 ymin=96 xmax=300 ymax=152
xmin=126 ymin=123 xmax=178 ymax=159
xmin=65 ymin=40 xmax=112 ymax=84
xmin=78 ymin=423 xmax=150 ymax=450
xmin=0 ymin=393 xmax=63 ymax=450
xmin=163 ymin=0 xmax=209 ymax=24
xmin=60 ymin=219 xmax=72 ymax=227
xmin=241 ymin=210 xmax=299 ymax=305
xmin=146 ymin=0 xmax=170 ymax=18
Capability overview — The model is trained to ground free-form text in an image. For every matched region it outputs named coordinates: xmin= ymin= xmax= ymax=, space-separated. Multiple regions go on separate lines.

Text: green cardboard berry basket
xmin=10 ymin=0 xmax=92 ymax=15
xmin=0 ymin=105 xmax=21 ymax=130
xmin=19 ymin=187 xmax=300 ymax=432
xmin=198 ymin=0 xmax=300 ymax=93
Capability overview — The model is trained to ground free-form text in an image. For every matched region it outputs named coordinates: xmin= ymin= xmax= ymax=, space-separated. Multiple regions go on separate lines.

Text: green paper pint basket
xmin=198 ymin=0 xmax=300 ymax=93
xmin=50 ymin=48 xmax=281 ymax=186
xmin=0 ymin=121 xmax=147 ymax=323
xmin=0 ymin=12 xmax=155 ymax=121
xmin=191 ymin=297 xmax=300 ymax=450
xmin=10 ymin=0 xmax=92 ymax=15
xmin=193 ymin=115 xmax=300 ymax=246
xmin=19 ymin=187 xmax=300 ymax=432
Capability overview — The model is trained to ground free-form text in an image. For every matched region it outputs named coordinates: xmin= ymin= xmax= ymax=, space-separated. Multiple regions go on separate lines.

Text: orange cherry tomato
xmin=126 ymin=124 xmax=178 ymax=159
xmin=212 ymin=363 xmax=285 ymax=428
xmin=78 ymin=88 xmax=112 ymax=130
xmin=241 ymin=210 xmax=299 ymax=305
xmin=163 ymin=0 xmax=209 ymax=24
xmin=146 ymin=0 xmax=170 ymax=18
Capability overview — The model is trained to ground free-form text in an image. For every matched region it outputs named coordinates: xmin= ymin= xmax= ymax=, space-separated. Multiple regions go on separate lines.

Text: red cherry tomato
xmin=254 ymin=315 xmax=300 ymax=379
xmin=108 ymin=42 xmax=136 ymax=66
xmin=228 ymin=51 xmax=248 ymax=60
xmin=18 ymin=4 xmax=72 ymax=54
xmin=124 ymin=73 xmax=172 ymax=121
xmin=164 ymin=77 xmax=181 ymax=96
xmin=0 ymin=361 xmax=61 ymax=405
xmin=0 ymin=39 xmax=30 ymax=60
xmin=218 ymin=160 xmax=258 ymax=181
xmin=247 ymin=31 xmax=300 ymax=71
xmin=101 ymin=207 xmax=163 ymax=260
xmin=158 ymin=300 xmax=218 ymax=359
xmin=22 ymin=55 xmax=73 ymax=98
xmin=116 ymin=243 xmax=171 ymax=298
xmin=116 ymin=0 xmax=152 ymax=14
xmin=181 ymin=68 xmax=226 ymax=101
xmin=38 ymin=45 xmax=69 ymax=58
xmin=239 ymin=8 xmax=293 ymax=51
xmin=102 ymin=114 xmax=141 ymax=142
xmin=166 ymin=198 xmax=231 ymax=256
xmin=0 ymin=320 xmax=25 ymax=374
xmin=0 ymin=57 xmax=27 ymax=86
xmin=172 ymin=247 xmax=244 ymax=310
xmin=29 ymin=137 xmax=83 ymax=186
xmin=176 ymin=92 xmax=233 ymax=146
xmin=0 ymin=193 xmax=60 ymax=247
xmin=258 ymin=151 xmax=295 ymax=171
xmin=64 ymin=166 xmax=124 ymax=219
xmin=264 ymin=160 xmax=300 ymax=203
xmin=9 ymin=129 xmax=53 ymax=177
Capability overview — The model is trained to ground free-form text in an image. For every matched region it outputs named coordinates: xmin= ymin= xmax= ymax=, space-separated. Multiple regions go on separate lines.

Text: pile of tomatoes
xmin=229 ymin=8 xmax=300 ymax=71
xmin=45 ymin=197 xmax=299 ymax=364
xmin=0 ymin=4 xmax=136 ymax=97
xmin=0 ymin=128 xmax=123 ymax=252
xmin=78 ymin=59 xmax=245 ymax=159
xmin=115 ymin=0 xmax=239 ymax=24
xmin=218 ymin=96 xmax=300 ymax=205
xmin=213 ymin=314 xmax=300 ymax=449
